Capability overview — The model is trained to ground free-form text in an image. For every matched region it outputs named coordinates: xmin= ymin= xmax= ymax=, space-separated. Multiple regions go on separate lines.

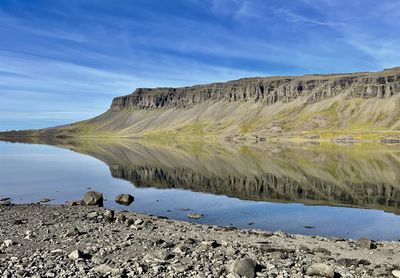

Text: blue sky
xmin=0 ymin=0 xmax=399 ymax=130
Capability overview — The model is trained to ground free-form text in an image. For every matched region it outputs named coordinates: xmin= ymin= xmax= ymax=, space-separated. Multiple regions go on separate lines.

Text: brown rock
xmin=83 ymin=191 xmax=103 ymax=207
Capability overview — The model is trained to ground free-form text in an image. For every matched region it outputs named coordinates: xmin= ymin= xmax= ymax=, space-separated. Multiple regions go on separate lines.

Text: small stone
xmin=103 ymin=209 xmax=114 ymax=221
xmin=87 ymin=211 xmax=99 ymax=219
xmin=117 ymin=214 xmax=126 ymax=223
xmin=171 ymin=263 xmax=189 ymax=273
xmin=3 ymin=240 xmax=14 ymax=247
xmin=65 ymin=227 xmax=80 ymax=237
xmin=201 ymin=240 xmax=219 ymax=248
xmin=134 ymin=218 xmax=144 ymax=226
xmin=93 ymin=264 xmax=120 ymax=275
xmin=40 ymin=198 xmax=51 ymax=203
xmin=356 ymin=238 xmax=376 ymax=249
xmin=83 ymin=191 xmax=103 ymax=206
xmin=228 ymin=257 xmax=257 ymax=278
xmin=187 ymin=213 xmax=203 ymax=219
xmin=306 ymin=263 xmax=335 ymax=278
xmin=115 ymin=194 xmax=134 ymax=205
xmin=392 ymin=270 xmax=400 ymax=278
xmin=68 ymin=249 xmax=84 ymax=260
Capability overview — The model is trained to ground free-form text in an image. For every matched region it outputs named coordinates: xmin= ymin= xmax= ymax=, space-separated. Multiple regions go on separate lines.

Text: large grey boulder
xmin=228 ymin=257 xmax=257 ymax=278
xmin=83 ymin=191 xmax=103 ymax=206
xmin=115 ymin=194 xmax=134 ymax=206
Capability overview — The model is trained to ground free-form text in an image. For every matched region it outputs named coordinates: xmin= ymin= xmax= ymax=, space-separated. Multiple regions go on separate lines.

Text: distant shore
xmin=1 ymin=203 xmax=400 ymax=277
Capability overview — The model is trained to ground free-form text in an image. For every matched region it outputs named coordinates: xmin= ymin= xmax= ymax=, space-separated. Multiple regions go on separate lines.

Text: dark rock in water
xmin=40 ymin=198 xmax=52 ymax=203
xmin=0 ymin=198 xmax=11 ymax=201
xmin=83 ymin=191 xmax=103 ymax=207
xmin=228 ymin=257 xmax=257 ymax=278
xmin=306 ymin=263 xmax=335 ymax=278
xmin=356 ymin=238 xmax=377 ymax=249
xmin=115 ymin=194 xmax=134 ymax=206
xmin=304 ymin=225 xmax=316 ymax=229
xmin=187 ymin=213 xmax=203 ymax=219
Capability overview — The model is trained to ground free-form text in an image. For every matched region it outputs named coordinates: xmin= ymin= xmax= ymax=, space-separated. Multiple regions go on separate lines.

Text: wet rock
xmin=83 ymin=191 xmax=103 ymax=206
xmin=228 ymin=257 xmax=257 ymax=278
xmin=39 ymin=198 xmax=51 ymax=203
xmin=356 ymin=238 xmax=376 ymax=249
xmin=115 ymin=194 xmax=134 ymax=206
xmin=306 ymin=263 xmax=335 ymax=278
xmin=187 ymin=213 xmax=203 ymax=219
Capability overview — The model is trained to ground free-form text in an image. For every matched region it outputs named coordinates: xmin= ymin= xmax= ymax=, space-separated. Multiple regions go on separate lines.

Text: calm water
xmin=1 ymin=140 xmax=400 ymax=240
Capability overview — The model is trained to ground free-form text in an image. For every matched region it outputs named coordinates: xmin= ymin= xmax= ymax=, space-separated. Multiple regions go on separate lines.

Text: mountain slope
xmin=2 ymin=67 xmax=400 ymax=141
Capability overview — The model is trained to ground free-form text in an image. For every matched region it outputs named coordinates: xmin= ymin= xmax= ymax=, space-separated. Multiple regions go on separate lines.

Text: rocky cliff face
xmin=110 ymin=68 xmax=400 ymax=111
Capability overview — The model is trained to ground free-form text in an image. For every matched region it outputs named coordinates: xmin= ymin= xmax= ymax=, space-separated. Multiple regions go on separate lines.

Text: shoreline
xmin=1 ymin=203 xmax=400 ymax=277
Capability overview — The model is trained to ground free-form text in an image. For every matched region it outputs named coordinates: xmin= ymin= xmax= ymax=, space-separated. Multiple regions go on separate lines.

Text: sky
xmin=0 ymin=0 xmax=399 ymax=130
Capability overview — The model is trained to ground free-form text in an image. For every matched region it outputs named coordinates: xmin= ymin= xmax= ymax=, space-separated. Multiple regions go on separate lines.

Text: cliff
xmin=2 ymin=68 xmax=400 ymax=141
xmin=110 ymin=67 xmax=400 ymax=111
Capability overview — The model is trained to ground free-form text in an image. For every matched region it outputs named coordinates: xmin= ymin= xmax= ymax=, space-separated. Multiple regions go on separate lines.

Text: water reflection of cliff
xmin=59 ymin=140 xmax=399 ymax=214
xmin=3 ymin=137 xmax=400 ymax=213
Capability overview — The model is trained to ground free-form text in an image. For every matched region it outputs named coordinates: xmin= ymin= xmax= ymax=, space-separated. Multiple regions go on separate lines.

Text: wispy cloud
xmin=273 ymin=8 xmax=342 ymax=27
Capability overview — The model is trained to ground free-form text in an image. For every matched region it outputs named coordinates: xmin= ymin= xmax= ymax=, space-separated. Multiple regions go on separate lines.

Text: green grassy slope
xmin=54 ymin=93 xmax=400 ymax=141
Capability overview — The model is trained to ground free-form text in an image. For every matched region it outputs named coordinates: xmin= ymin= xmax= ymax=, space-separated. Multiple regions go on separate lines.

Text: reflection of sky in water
xmin=1 ymin=141 xmax=400 ymax=240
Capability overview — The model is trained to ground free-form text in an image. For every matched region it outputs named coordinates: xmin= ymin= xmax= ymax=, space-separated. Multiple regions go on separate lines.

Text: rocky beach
xmin=1 ymin=193 xmax=400 ymax=278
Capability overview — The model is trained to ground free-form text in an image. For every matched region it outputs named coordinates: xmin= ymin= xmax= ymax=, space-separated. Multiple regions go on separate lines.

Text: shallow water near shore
xmin=1 ymin=140 xmax=400 ymax=240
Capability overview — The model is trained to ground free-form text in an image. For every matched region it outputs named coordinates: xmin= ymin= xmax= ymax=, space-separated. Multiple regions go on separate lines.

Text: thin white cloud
xmin=273 ymin=8 xmax=342 ymax=27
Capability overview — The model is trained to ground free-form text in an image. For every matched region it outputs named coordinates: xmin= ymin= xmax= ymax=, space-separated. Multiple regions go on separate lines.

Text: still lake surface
xmin=1 ymin=139 xmax=400 ymax=240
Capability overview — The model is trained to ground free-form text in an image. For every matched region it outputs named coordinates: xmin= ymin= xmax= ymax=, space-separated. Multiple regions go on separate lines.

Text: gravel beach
xmin=0 ymin=201 xmax=400 ymax=277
